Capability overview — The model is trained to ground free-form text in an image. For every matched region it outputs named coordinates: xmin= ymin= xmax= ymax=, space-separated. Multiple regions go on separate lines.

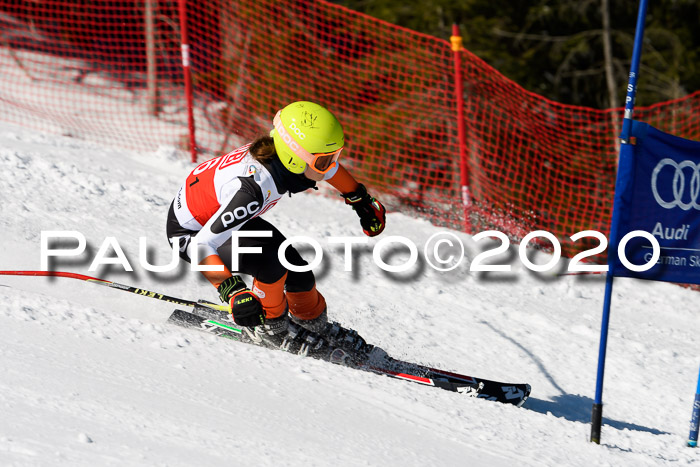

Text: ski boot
xmin=289 ymin=308 xmax=329 ymax=334
xmin=241 ymin=313 xmax=290 ymax=349
xmin=290 ymin=308 xmax=367 ymax=355
xmin=280 ymin=319 xmax=374 ymax=367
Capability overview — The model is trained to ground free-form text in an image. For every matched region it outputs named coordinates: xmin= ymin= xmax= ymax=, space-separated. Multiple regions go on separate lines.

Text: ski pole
xmin=0 ymin=270 xmax=228 ymax=312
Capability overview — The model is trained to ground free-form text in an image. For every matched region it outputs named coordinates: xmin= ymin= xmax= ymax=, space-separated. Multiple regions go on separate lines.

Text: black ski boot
xmin=242 ymin=313 xmax=290 ymax=349
xmin=289 ymin=308 xmax=329 ymax=334
xmin=278 ymin=320 xmax=374 ymax=367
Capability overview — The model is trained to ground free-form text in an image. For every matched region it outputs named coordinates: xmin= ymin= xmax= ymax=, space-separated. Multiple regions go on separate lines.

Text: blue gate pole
xmin=688 ymin=365 xmax=700 ymax=447
xmin=590 ymin=0 xmax=649 ymax=445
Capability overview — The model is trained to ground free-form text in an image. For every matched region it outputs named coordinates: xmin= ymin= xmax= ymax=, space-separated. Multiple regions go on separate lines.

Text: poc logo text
xmin=221 ymin=201 xmax=260 ymax=228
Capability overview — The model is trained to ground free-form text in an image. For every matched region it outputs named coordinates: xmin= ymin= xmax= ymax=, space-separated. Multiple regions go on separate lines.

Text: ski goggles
xmin=273 ymin=111 xmax=343 ymax=174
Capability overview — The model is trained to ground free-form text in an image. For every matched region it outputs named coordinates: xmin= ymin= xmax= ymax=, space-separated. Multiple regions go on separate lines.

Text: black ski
xmin=167 ymin=306 xmax=531 ymax=407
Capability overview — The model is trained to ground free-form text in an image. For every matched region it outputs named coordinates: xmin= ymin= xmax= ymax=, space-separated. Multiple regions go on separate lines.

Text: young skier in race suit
xmin=166 ymin=101 xmax=386 ymax=346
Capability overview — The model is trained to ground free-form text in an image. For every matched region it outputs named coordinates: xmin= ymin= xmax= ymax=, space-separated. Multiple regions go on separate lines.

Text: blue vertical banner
xmin=609 ymin=121 xmax=700 ymax=285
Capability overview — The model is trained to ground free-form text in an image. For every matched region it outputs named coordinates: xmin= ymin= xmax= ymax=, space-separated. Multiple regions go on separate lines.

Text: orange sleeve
xmin=326 ymin=164 xmax=360 ymax=194
xmin=199 ymin=255 xmax=232 ymax=288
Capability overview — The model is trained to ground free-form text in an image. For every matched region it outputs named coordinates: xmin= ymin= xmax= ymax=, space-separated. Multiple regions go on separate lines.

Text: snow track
xmin=1 ymin=125 xmax=699 ymax=466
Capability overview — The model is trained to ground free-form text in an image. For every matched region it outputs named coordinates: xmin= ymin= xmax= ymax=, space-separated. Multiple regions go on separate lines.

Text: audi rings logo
xmin=651 ymin=158 xmax=700 ymax=210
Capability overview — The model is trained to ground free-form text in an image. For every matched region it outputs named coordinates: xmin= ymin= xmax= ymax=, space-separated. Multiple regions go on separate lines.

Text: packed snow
xmin=1 ymin=124 xmax=699 ymax=466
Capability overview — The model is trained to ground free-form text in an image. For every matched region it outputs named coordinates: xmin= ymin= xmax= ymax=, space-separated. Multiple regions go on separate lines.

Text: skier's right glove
xmin=217 ymin=275 xmax=266 ymax=327
xmin=343 ymin=184 xmax=386 ymax=237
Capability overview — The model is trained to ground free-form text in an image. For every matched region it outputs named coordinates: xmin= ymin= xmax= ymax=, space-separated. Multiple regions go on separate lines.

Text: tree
xmin=333 ymin=0 xmax=700 ymax=108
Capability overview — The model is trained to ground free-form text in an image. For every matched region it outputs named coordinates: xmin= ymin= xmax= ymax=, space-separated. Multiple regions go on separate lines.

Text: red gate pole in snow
xmin=451 ymin=24 xmax=471 ymax=232
xmin=178 ymin=0 xmax=197 ymax=163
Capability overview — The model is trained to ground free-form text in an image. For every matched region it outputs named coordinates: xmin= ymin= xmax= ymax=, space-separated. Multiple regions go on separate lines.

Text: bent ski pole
xmin=0 ymin=270 xmax=228 ymax=312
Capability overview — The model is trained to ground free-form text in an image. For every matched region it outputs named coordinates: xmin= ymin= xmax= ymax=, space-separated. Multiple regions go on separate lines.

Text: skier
xmin=166 ymin=101 xmax=386 ymax=347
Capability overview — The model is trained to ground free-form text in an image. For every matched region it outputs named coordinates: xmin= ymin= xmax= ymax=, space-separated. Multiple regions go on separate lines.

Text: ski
xmin=167 ymin=305 xmax=531 ymax=407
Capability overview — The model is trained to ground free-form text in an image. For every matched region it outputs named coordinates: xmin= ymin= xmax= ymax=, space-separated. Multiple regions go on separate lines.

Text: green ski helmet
xmin=270 ymin=101 xmax=344 ymax=176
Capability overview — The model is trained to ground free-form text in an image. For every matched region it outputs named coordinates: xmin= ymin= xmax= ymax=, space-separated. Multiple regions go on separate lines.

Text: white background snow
xmin=1 ymin=121 xmax=699 ymax=466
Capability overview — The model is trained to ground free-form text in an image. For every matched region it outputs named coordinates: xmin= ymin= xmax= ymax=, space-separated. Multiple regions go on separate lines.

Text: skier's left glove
xmin=343 ymin=184 xmax=386 ymax=237
xmin=217 ymin=275 xmax=265 ymax=327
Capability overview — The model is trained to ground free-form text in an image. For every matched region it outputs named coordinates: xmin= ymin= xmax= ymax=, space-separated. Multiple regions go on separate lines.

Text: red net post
xmin=144 ymin=0 xmax=159 ymax=117
xmin=451 ymin=23 xmax=470 ymax=232
xmin=178 ymin=0 xmax=197 ymax=163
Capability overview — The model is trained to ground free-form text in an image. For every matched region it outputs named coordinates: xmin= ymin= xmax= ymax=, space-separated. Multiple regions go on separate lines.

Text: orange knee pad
xmin=286 ymin=286 xmax=326 ymax=320
xmin=252 ymin=274 xmax=287 ymax=319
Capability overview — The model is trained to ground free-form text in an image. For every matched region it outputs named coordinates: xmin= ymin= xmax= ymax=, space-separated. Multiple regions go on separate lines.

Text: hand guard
xmin=343 ymin=184 xmax=386 ymax=237
xmin=217 ymin=275 xmax=265 ymax=327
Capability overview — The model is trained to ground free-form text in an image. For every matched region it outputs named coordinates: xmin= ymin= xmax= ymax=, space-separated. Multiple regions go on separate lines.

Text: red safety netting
xmin=1 ymin=0 xmax=699 ymax=257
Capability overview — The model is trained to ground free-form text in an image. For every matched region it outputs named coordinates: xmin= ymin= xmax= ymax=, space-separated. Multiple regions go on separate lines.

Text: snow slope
xmin=1 ymin=124 xmax=699 ymax=466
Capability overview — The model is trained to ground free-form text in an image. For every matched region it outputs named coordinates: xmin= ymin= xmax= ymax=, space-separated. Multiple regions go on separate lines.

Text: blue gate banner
xmin=609 ymin=121 xmax=700 ymax=284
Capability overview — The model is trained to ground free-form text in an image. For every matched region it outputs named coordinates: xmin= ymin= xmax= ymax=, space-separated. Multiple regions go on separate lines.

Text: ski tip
xmin=515 ymin=384 xmax=532 ymax=408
